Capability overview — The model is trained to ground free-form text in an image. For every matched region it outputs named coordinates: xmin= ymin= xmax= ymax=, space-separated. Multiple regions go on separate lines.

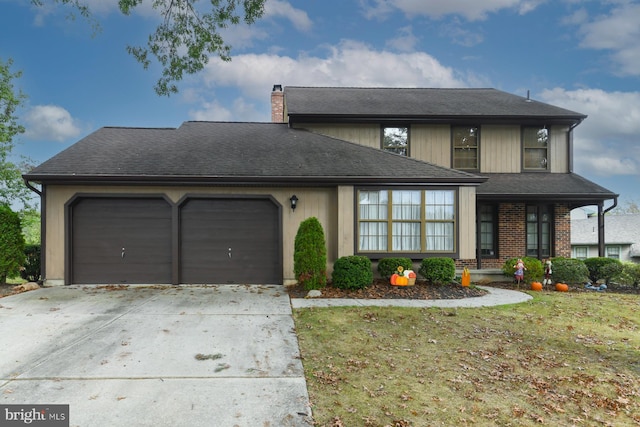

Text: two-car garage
xmin=68 ymin=195 xmax=282 ymax=285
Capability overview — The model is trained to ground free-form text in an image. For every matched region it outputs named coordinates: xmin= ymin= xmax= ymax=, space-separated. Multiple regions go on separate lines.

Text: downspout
xmin=568 ymin=119 xmax=583 ymax=173
xmin=23 ymin=178 xmax=45 ymax=284
xmin=597 ymin=196 xmax=618 ymax=257
xmin=23 ymin=179 xmax=42 ymax=197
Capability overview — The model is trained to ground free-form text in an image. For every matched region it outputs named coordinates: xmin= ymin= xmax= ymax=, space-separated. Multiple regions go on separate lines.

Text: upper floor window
xmin=523 ymin=126 xmax=549 ymax=170
xmin=357 ymin=189 xmax=456 ymax=254
xmin=453 ymin=126 xmax=479 ymax=170
xmin=382 ymin=127 xmax=408 ymax=156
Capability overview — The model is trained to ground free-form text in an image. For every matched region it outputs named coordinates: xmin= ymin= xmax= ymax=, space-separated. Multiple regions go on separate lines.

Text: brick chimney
xmin=271 ymin=84 xmax=284 ymax=123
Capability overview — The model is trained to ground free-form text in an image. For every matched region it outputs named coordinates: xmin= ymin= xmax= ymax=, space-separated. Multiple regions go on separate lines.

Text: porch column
xmin=598 ymin=202 xmax=605 ymax=257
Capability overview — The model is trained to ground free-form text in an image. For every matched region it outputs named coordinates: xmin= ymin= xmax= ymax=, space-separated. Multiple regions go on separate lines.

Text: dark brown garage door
xmin=70 ymin=197 xmax=172 ymax=284
xmin=179 ymin=197 xmax=281 ymax=284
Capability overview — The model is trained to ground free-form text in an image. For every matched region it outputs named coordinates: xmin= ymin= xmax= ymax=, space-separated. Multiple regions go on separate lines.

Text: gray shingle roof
xmin=24 ymin=121 xmax=485 ymax=185
xmin=572 ymin=214 xmax=640 ymax=245
xmin=284 ymin=87 xmax=587 ymax=121
xmin=477 ymin=173 xmax=617 ymax=202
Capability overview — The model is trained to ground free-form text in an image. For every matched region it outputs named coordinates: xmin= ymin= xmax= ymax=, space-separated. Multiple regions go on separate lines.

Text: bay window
xmin=358 ymin=189 xmax=456 ymax=254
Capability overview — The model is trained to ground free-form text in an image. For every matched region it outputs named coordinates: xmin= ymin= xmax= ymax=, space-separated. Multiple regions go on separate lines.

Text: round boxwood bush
xmin=293 ymin=217 xmax=327 ymax=290
xmin=548 ymin=257 xmax=589 ymax=284
xmin=583 ymin=257 xmax=621 ymax=284
xmin=419 ymin=257 xmax=455 ymax=285
xmin=332 ymin=256 xmax=373 ymax=290
xmin=377 ymin=257 xmax=412 ymax=279
xmin=501 ymin=257 xmax=543 ymax=283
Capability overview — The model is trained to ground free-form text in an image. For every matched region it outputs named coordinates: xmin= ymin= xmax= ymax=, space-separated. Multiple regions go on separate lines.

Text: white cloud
xmin=570 ymin=2 xmax=640 ymax=76
xmin=189 ymin=40 xmax=467 ymax=120
xmin=539 ymin=87 xmax=640 ymax=177
xmin=202 ymin=40 xmax=465 ymax=95
xmin=189 ymin=97 xmax=263 ymax=122
xmin=263 ymin=0 xmax=313 ymax=32
xmin=23 ymin=105 xmax=82 ymax=142
xmin=360 ymin=0 xmax=544 ymax=21
xmin=385 ymin=26 xmax=420 ymax=52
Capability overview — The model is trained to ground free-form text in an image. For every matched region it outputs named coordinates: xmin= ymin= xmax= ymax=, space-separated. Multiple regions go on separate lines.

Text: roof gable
xmin=25 ymin=121 xmax=484 ymax=185
xmin=284 ymin=87 xmax=586 ymax=122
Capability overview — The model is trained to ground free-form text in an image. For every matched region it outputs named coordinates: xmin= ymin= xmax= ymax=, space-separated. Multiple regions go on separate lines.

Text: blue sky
xmin=2 ymin=0 xmax=640 ymax=208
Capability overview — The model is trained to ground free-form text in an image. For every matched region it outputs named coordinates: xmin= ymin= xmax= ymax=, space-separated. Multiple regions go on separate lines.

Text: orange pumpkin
xmin=531 ymin=282 xmax=543 ymax=291
xmin=390 ymin=273 xmax=399 ymax=285
xmin=555 ymin=283 xmax=569 ymax=292
xmin=407 ymin=271 xmax=416 ymax=279
xmin=395 ymin=275 xmax=409 ymax=286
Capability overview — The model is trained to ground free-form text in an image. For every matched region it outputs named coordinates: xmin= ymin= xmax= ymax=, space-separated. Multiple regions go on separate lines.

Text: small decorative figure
xmin=543 ymin=259 xmax=553 ymax=286
xmin=513 ymin=258 xmax=526 ymax=286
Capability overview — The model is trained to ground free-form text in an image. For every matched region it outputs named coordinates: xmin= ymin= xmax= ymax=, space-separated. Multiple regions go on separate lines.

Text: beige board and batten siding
xmin=410 ymin=124 xmax=451 ymax=168
xmin=457 ymin=186 xmax=477 ymax=259
xmin=481 ymin=125 xmax=521 ymax=173
xmin=291 ymin=123 xmax=381 ymax=149
xmin=43 ymin=185 xmax=338 ymax=286
xmin=549 ymin=125 xmax=569 ymax=173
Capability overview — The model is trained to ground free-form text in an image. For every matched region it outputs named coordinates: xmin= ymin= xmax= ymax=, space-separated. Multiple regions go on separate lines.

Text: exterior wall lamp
xmin=289 ymin=195 xmax=298 ymax=211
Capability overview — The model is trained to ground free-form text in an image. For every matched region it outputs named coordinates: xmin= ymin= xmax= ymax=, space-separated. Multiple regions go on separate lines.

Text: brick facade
xmin=456 ymin=202 xmax=572 ymax=269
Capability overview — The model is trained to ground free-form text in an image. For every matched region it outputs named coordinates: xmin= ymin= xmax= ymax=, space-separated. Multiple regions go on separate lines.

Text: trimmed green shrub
xmin=332 ymin=256 xmax=373 ymax=290
xmin=293 ymin=217 xmax=327 ymax=290
xmin=600 ymin=261 xmax=624 ymax=285
xmin=20 ymin=244 xmax=41 ymax=283
xmin=548 ymin=257 xmax=589 ymax=284
xmin=0 ymin=204 xmax=26 ymax=284
xmin=583 ymin=257 xmax=621 ymax=283
xmin=377 ymin=257 xmax=412 ymax=279
xmin=614 ymin=262 xmax=640 ymax=287
xmin=501 ymin=257 xmax=543 ymax=283
xmin=419 ymin=257 xmax=455 ymax=285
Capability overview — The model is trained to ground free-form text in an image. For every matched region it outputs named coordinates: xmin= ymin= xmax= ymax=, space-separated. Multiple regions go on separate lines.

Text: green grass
xmin=293 ymin=291 xmax=640 ymax=426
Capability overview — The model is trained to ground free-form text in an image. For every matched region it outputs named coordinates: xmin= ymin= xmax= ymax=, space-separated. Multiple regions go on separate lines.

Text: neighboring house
xmin=24 ymin=86 xmax=617 ymax=286
xmin=571 ymin=214 xmax=640 ymax=263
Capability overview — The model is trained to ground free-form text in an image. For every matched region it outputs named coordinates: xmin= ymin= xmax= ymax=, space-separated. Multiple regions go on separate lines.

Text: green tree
xmin=293 ymin=217 xmax=327 ymax=291
xmin=0 ymin=204 xmax=26 ymax=284
xmin=32 ymin=0 xmax=267 ymax=96
xmin=0 ymin=58 xmax=34 ymax=208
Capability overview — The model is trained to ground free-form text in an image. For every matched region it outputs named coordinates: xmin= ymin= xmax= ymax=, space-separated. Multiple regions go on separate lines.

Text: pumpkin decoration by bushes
xmin=390 ymin=266 xmax=415 ymax=286
xmin=531 ymin=281 xmax=543 ymax=291
xmin=555 ymin=283 xmax=569 ymax=292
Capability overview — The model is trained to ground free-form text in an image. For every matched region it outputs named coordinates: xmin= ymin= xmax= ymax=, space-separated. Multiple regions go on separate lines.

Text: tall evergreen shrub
xmin=0 ymin=204 xmax=25 ymax=284
xmin=293 ymin=217 xmax=327 ymax=290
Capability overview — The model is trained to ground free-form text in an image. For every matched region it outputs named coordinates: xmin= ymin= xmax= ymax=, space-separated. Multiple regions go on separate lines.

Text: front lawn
xmin=294 ymin=291 xmax=639 ymax=426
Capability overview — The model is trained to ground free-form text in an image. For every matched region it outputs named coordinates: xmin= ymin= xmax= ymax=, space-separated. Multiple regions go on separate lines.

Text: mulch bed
xmin=3 ymin=280 xmax=638 ymax=300
xmin=285 ymin=278 xmax=489 ymax=299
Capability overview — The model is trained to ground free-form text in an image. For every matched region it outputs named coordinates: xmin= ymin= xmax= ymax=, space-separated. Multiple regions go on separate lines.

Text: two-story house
xmin=274 ymin=86 xmax=617 ymax=270
xmin=24 ymin=85 xmax=617 ymax=286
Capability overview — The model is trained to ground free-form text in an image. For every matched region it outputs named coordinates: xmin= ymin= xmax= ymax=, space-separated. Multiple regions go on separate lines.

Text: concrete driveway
xmin=0 ymin=285 xmax=312 ymax=427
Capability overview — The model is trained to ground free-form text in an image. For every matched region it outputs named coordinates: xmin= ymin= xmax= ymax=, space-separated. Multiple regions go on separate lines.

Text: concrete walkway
xmin=290 ymin=286 xmax=533 ymax=308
